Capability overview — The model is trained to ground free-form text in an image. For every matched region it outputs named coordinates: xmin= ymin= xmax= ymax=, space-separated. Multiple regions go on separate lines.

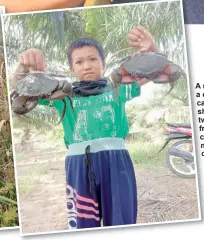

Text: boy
xmin=12 ymin=26 xmax=159 ymax=229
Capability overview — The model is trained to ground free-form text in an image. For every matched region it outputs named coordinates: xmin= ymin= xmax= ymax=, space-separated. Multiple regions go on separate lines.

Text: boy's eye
xmin=76 ymin=60 xmax=82 ymax=64
xmin=91 ymin=57 xmax=97 ymax=61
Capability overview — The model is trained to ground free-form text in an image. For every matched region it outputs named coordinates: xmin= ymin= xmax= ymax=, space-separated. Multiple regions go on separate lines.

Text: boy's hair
xmin=67 ymin=37 xmax=105 ymax=67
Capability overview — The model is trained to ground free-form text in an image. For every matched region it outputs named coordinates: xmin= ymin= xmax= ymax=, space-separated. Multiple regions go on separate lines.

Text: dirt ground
xmin=14 ymin=137 xmax=200 ymax=235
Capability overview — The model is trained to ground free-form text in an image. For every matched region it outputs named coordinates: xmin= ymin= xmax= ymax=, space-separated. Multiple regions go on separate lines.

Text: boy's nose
xmin=84 ymin=62 xmax=92 ymax=70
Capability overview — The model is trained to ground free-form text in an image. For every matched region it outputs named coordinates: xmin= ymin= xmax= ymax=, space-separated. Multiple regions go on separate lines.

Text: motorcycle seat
xmin=166 ymin=123 xmax=191 ymax=128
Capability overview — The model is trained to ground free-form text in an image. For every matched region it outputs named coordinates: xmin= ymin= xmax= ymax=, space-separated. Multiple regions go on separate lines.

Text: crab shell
xmin=15 ymin=72 xmax=60 ymax=97
xmin=121 ymin=52 xmax=169 ymax=78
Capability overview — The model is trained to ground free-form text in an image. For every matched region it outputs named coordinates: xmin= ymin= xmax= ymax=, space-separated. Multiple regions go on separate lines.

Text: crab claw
xmin=167 ymin=65 xmax=182 ymax=83
xmin=45 ymin=80 xmax=73 ymax=100
xmin=152 ymin=64 xmax=182 ymax=84
xmin=11 ymin=96 xmax=38 ymax=115
xmin=59 ymin=80 xmax=73 ymax=96
xmin=110 ymin=68 xmax=123 ymax=86
xmin=121 ymin=75 xmax=136 ymax=84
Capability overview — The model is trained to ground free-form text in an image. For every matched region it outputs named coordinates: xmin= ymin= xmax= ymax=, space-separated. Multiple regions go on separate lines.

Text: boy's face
xmin=70 ymin=46 xmax=106 ymax=81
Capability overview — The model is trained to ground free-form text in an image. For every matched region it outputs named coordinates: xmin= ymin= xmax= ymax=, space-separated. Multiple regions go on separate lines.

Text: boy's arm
xmin=0 ymin=0 xmax=85 ymax=13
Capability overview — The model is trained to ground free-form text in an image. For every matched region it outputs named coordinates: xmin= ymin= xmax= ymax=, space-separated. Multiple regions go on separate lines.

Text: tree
xmin=2 ymin=0 xmax=189 ymax=128
xmin=4 ymin=1 xmax=185 ymax=69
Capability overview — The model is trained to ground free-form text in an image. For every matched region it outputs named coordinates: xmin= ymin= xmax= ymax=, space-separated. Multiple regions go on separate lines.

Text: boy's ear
xmin=102 ymin=62 xmax=106 ymax=70
xmin=70 ymin=67 xmax=76 ymax=76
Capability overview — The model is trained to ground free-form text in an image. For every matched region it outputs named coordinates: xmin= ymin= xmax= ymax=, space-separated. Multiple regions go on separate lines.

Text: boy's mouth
xmin=83 ymin=72 xmax=96 ymax=79
xmin=84 ymin=72 xmax=94 ymax=76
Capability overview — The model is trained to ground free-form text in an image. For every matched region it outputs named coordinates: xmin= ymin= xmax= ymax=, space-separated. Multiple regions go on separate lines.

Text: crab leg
xmin=56 ymin=99 xmax=67 ymax=125
xmin=45 ymin=90 xmax=67 ymax=100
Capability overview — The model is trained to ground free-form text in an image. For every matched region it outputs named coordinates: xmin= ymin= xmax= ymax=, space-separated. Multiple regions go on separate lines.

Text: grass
xmin=0 ymin=130 xmax=18 ymax=227
xmin=126 ymin=140 xmax=167 ymax=168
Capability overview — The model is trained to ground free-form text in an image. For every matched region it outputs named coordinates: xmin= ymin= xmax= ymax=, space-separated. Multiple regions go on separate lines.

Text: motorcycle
xmin=158 ymin=123 xmax=195 ymax=178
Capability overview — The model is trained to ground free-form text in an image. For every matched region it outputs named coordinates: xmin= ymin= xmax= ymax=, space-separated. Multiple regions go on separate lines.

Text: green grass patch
xmin=0 ymin=130 xmax=18 ymax=228
xmin=126 ymin=140 xmax=167 ymax=168
xmin=0 ymin=206 xmax=18 ymax=227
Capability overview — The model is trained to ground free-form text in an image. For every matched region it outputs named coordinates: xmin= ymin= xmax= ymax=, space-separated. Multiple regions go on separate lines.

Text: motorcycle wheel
xmin=166 ymin=139 xmax=195 ymax=178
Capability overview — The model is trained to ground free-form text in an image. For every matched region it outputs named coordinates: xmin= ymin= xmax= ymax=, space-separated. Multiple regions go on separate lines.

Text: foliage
xmin=4 ymin=1 xmax=185 ymax=68
xmin=0 ymin=39 xmax=18 ymax=228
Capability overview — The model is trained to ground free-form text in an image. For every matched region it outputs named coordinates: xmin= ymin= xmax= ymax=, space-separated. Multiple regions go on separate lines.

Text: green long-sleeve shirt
xmin=39 ymin=82 xmax=140 ymax=148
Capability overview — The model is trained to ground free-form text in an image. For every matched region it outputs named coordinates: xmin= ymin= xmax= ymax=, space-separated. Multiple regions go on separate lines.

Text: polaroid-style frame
xmin=1 ymin=0 xmax=202 ymax=236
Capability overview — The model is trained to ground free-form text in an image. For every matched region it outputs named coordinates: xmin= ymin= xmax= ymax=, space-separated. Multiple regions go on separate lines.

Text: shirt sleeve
xmin=118 ymin=82 xmax=141 ymax=102
xmin=38 ymin=98 xmax=55 ymax=107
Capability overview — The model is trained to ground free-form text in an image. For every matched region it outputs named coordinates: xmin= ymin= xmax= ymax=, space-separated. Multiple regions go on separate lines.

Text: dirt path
xmin=14 ymin=138 xmax=200 ymax=235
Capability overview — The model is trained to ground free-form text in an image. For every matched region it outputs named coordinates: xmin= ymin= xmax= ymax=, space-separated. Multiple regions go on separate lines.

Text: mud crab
xmin=10 ymin=72 xmax=73 ymax=123
xmin=110 ymin=51 xmax=184 ymax=99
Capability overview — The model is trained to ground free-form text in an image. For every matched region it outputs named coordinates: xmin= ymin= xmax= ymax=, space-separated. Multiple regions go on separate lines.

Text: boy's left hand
xmin=128 ymin=26 xmax=158 ymax=52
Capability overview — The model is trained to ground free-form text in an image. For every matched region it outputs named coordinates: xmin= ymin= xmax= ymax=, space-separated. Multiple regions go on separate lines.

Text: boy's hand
xmin=12 ymin=48 xmax=46 ymax=87
xmin=19 ymin=48 xmax=46 ymax=72
xmin=128 ymin=26 xmax=158 ymax=52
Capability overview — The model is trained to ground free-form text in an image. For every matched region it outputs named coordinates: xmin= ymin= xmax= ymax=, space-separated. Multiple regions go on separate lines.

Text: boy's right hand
xmin=19 ymin=48 xmax=47 ymax=72
xmin=12 ymin=48 xmax=46 ymax=87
